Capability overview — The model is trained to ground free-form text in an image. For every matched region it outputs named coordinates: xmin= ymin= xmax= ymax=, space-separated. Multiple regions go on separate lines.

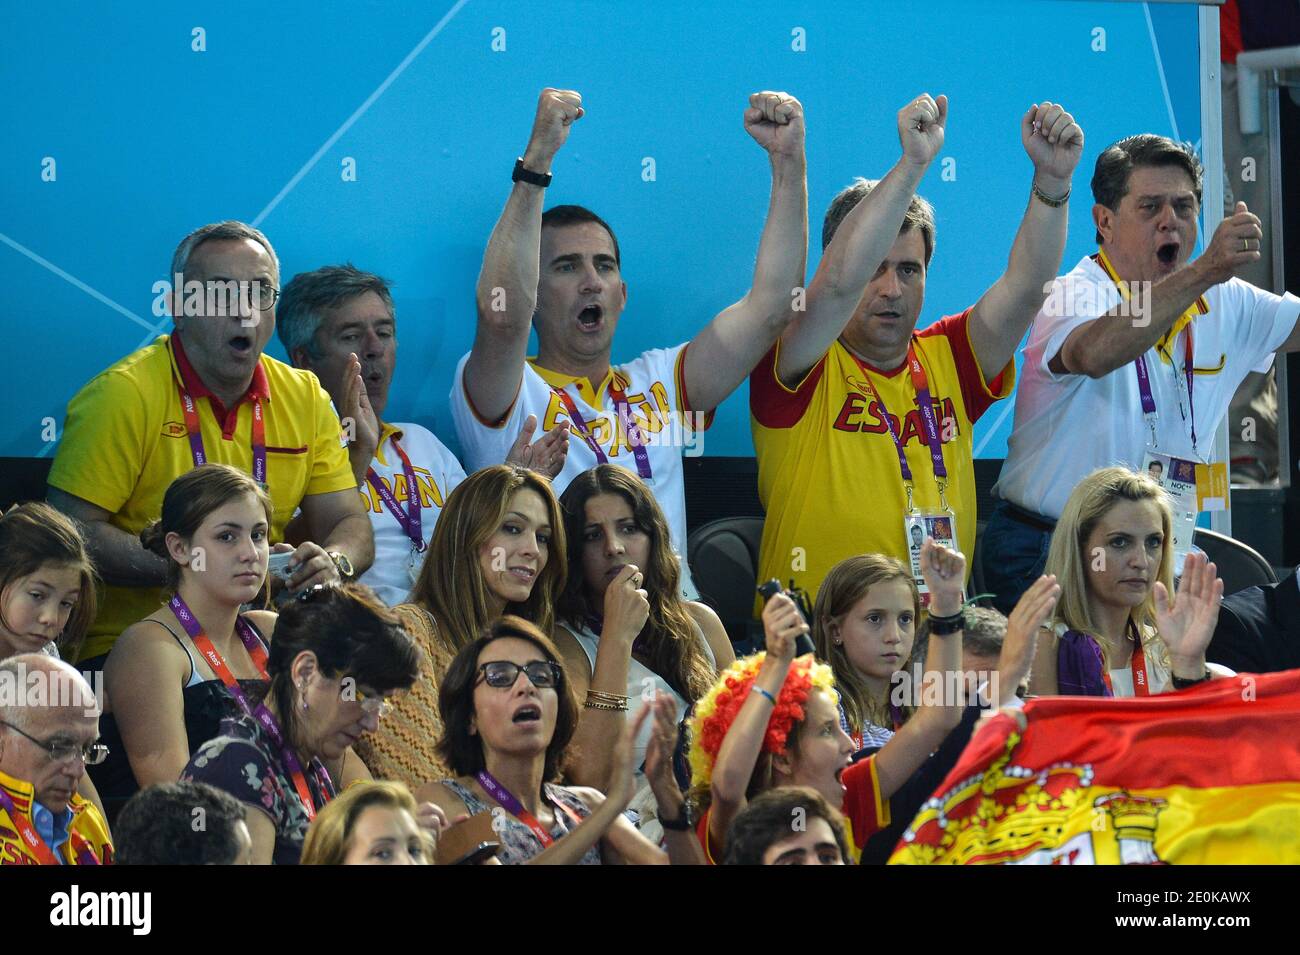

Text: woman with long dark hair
xmin=554 ymin=465 xmax=733 ymax=836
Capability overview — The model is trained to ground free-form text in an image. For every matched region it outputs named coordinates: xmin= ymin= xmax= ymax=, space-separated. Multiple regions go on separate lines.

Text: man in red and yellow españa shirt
xmin=47 ymin=221 xmax=372 ymax=662
xmin=751 ymin=93 xmax=1084 ymax=604
xmin=0 ymin=656 xmax=113 ymax=865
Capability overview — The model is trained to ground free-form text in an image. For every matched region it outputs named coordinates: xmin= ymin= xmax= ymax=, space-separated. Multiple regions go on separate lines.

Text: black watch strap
xmin=1172 ymin=671 xmax=1211 ymax=690
xmin=658 ymin=808 xmax=692 ymax=831
xmin=512 ymin=157 xmax=552 ymax=187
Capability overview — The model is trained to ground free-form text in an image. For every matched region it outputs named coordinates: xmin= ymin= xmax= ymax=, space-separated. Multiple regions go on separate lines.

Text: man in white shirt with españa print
xmin=453 ymin=87 xmax=811 ymax=595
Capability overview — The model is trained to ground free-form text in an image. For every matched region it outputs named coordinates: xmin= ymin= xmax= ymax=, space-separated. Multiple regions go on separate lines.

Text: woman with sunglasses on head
xmin=553 ymin=465 xmax=733 ymax=835
xmin=183 ymin=583 xmax=422 ymax=864
xmin=357 ymin=464 xmax=566 ymax=789
xmin=417 ymin=616 xmax=694 ymax=865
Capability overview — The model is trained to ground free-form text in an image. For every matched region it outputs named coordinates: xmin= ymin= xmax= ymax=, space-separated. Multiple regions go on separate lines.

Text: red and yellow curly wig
xmin=687 ymin=652 xmax=837 ymax=795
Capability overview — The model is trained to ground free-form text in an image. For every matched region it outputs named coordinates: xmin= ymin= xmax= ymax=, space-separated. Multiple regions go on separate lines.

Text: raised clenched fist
xmin=743 ymin=90 xmax=805 ymax=161
xmin=523 ymin=88 xmax=584 ymax=169
xmin=898 ymin=93 xmax=947 ymax=167
xmin=1022 ymin=101 xmax=1084 ymax=189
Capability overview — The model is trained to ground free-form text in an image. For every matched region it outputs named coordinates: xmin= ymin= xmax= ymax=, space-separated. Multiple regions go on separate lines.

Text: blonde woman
xmin=355 ymin=465 xmax=566 ymax=788
xmin=1029 ymin=466 xmax=1232 ymax=697
xmin=301 ymin=781 xmax=440 ymax=865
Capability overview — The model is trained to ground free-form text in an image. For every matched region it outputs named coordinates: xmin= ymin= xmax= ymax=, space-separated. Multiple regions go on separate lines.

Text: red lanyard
xmin=853 ymin=341 xmax=948 ymax=486
xmin=169 ymin=595 xmax=269 ymax=708
xmin=0 ymin=788 xmax=99 ymax=865
xmin=177 ymin=384 xmax=267 ymax=485
xmin=552 ymin=377 xmax=653 ymax=480
xmin=167 ymin=596 xmax=325 ymax=820
xmin=1101 ymin=629 xmax=1151 ymax=697
xmin=365 ymin=436 xmax=426 ymax=551
xmin=477 ymin=770 xmax=583 ymax=848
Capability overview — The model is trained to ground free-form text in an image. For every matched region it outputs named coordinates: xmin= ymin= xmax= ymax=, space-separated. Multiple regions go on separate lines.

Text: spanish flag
xmin=889 ymin=670 xmax=1300 ymax=864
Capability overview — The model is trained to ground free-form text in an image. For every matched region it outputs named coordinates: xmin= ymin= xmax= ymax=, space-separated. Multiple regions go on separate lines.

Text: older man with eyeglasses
xmin=47 ymin=220 xmax=373 ymax=666
xmin=0 ymin=655 xmax=113 ymax=864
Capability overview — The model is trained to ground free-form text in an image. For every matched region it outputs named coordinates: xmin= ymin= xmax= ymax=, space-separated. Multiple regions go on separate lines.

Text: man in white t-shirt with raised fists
xmin=987 ymin=134 xmax=1300 ymax=615
xmin=280 ymin=265 xmax=566 ymax=605
xmin=453 ymin=88 xmax=810 ymax=597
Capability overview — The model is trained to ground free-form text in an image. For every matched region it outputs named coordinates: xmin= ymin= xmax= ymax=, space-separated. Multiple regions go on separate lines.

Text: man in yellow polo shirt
xmin=47 ymin=221 xmax=372 ymax=662
xmin=751 ymin=94 xmax=1084 ymax=606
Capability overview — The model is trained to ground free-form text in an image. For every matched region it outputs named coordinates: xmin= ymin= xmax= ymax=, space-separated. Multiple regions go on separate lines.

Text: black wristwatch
xmin=512 ymin=157 xmax=552 ymax=188
xmin=658 ymin=806 xmax=693 ymax=831
xmin=1171 ymin=670 xmax=1211 ymax=690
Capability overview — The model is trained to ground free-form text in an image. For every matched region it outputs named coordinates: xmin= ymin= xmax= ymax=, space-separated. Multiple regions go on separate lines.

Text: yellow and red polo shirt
xmin=750 ymin=309 xmax=1013 ymax=607
xmin=47 ymin=333 xmax=356 ymax=659
xmin=0 ymin=769 xmax=113 ymax=865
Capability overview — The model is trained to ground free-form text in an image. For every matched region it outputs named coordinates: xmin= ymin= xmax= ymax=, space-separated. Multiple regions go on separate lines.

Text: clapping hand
xmin=505 ymin=414 xmax=570 ymax=479
xmin=999 ymin=574 xmax=1061 ymax=704
xmin=1155 ymin=551 xmax=1223 ymax=679
xmin=340 ymin=352 xmax=380 ymax=464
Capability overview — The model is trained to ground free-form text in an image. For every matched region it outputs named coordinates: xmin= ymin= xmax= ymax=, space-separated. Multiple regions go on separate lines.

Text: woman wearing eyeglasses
xmin=357 ymin=465 xmax=567 ymax=790
xmin=417 ymin=616 xmax=694 ymax=865
xmin=183 ymin=584 xmax=422 ymax=864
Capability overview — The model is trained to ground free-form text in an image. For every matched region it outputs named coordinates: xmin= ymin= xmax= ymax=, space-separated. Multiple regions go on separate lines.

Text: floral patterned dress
xmin=182 ymin=713 xmax=335 ymax=865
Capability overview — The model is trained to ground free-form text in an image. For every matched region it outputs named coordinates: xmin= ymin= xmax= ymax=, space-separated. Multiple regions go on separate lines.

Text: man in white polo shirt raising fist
xmin=987 ymin=134 xmax=1300 ymax=614
xmin=454 ymin=87 xmax=810 ymax=596
xmin=280 ymin=264 xmax=567 ymax=605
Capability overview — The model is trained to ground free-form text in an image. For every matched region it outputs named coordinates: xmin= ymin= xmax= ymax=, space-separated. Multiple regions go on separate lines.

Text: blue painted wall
xmin=1 ymin=0 xmax=1206 ymax=461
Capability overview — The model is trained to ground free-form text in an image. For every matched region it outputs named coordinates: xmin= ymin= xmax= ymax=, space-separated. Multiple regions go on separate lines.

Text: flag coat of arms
xmin=889 ymin=670 xmax=1300 ymax=864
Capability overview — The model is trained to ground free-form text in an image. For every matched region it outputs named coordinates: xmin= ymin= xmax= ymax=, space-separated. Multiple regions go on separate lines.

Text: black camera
xmin=756 ymin=579 xmax=817 ymax=658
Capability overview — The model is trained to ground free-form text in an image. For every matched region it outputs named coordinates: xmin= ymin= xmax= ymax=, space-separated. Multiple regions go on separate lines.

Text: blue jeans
xmin=982 ymin=501 xmax=1053 ymax=616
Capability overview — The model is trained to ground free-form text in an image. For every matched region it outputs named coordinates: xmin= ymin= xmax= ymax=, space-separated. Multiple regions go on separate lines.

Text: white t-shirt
xmin=995 ymin=255 xmax=1300 ymax=519
xmin=355 ymin=422 xmax=466 ymax=606
xmin=451 ymin=344 xmax=708 ymax=597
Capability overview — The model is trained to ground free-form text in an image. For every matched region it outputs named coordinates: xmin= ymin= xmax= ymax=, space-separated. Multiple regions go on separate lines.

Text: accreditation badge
xmin=904 ymin=511 xmax=960 ymax=609
xmin=1142 ymin=450 xmax=1200 ymax=574
xmin=408 ymin=542 xmax=425 ymax=586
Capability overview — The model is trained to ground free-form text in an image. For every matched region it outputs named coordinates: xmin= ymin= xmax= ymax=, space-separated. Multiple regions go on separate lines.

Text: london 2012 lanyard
xmin=1100 ymin=623 xmax=1151 ymax=697
xmin=365 ymin=436 xmax=426 ymax=553
xmin=1095 ymin=248 xmax=1204 ymax=456
xmin=553 ymin=376 xmax=653 ymax=480
xmin=170 ymin=596 xmax=327 ymax=819
xmin=0 ymin=788 xmax=99 ymax=865
xmin=177 ymin=383 xmax=267 ymax=485
xmin=168 ymin=594 xmax=269 ymax=712
xmin=476 ymin=770 xmax=583 ymax=847
xmin=854 ymin=341 xmax=949 ymax=510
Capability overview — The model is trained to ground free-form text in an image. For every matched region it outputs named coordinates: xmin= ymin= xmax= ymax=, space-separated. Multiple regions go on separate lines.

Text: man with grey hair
xmin=47 ymin=221 xmax=373 ymax=663
xmin=278 ymin=264 xmax=567 ymax=604
xmin=987 ymin=134 xmax=1300 ymax=615
xmin=0 ymin=655 xmax=113 ymax=864
xmin=751 ymin=94 xmax=1083 ymax=606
